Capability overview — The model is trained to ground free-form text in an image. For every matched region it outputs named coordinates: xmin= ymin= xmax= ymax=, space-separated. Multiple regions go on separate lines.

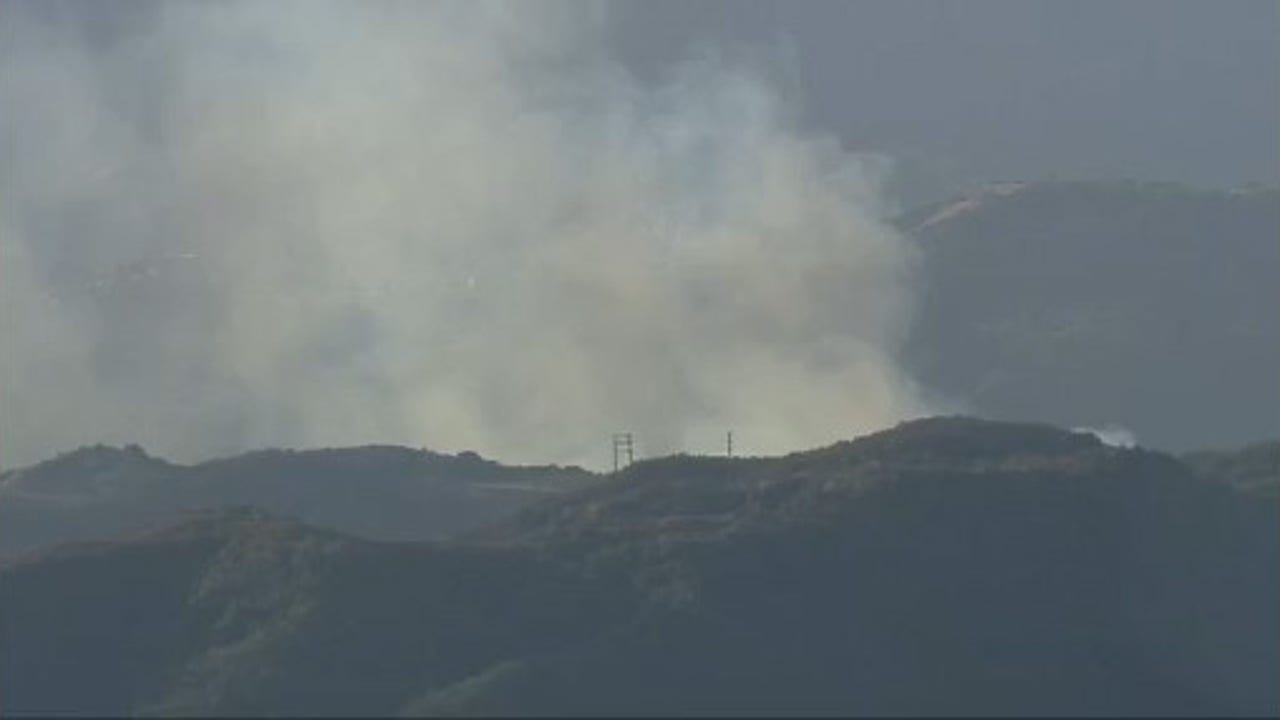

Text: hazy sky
xmin=2 ymin=1 xmax=923 ymax=467
xmin=611 ymin=0 xmax=1280 ymax=204
xmin=1 ymin=1 xmax=1276 ymax=468
xmin=14 ymin=0 xmax=1280 ymax=203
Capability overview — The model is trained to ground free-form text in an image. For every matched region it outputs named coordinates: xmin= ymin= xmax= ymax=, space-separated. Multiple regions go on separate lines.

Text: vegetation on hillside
xmin=4 ymin=418 xmax=1275 ymax=716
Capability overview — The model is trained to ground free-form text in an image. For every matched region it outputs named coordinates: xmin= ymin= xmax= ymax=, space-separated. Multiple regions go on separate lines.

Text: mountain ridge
xmin=6 ymin=416 xmax=1272 ymax=716
xmin=0 ymin=442 xmax=595 ymax=560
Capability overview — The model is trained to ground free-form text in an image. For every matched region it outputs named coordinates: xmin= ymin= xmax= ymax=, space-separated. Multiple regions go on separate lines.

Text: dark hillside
xmin=0 ymin=444 xmax=594 ymax=559
xmin=1182 ymin=440 xmax=1280 ymax=499
xmin=4 ymin=418 xmax=1275 ymax=716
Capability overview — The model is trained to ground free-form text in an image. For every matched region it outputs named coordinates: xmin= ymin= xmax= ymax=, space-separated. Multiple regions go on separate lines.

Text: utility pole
xmin=727 ymin=430 xmax=733 ymax=458
xmin=612 ymin=433 xmax=634 ymax=473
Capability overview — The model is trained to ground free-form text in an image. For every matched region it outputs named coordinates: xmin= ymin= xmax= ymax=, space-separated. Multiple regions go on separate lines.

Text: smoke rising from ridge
xmin=1 ymin=1 xmax=926 ymax=469
xmin=1074 ymin=425 xmax=1138 ymax=449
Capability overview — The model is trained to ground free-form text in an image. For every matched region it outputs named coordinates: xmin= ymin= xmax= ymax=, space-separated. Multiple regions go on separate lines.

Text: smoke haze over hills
xmin=2 ymin=4 xmax=1276 ymax=716
xmin=1 ymin=1 xmax=925 ymax=469
xmin=4 ymin=1 xmax=1276 ymax=469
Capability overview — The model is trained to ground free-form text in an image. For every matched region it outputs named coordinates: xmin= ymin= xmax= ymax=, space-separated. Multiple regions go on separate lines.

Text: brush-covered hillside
xmin=4 ymin=417 xmax=1275 ymax=717
xmin=0 ymin=444 xmax=592 ymax=559
xmin=901 ymin=181 xmax=1280 ymax=451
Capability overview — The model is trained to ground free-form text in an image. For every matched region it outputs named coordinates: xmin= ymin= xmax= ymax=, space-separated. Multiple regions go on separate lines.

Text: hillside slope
xmin=0 ymin=444 xmax=593 ymax=559
xmin=3 ymin=418 xmax=1275 ymax=716
xmin=901 ymin=181 xmax=1280 ymax=451
xmin=1183 ymin=440 xmax=1280 ymax=500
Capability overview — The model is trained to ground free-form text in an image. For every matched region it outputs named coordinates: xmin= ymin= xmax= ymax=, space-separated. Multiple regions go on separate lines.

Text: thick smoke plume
xmin=1 ymin=1 xmax=925 ymax=469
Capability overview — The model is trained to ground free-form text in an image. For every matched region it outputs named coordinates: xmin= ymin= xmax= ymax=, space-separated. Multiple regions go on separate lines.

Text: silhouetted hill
xmin=0 ymin=444 xmax=594 ymax=559
xmin=901 ymin=181 xmax=1280 ymax=451
xmin=3 ymin=418 xmax=1276 ymax=716
xmin=1 ymin=507 xmax=633 ymax=716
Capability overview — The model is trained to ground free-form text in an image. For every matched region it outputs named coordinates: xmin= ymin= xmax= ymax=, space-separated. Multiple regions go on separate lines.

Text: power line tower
xmin=612 ymin=432 xmax=634 ymax=473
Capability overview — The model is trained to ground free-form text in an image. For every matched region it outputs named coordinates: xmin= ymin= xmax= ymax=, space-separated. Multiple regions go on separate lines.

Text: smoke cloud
xmin=1073 ymin=425 xmax=1138 ymax=449
xmin=1 ymin=1 xmax=925 ymax=469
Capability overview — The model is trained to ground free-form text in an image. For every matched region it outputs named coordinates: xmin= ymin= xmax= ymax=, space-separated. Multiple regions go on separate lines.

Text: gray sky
xmin=12 ymin=0 xmax=1279 ymax=204
xmin=611 ymin=0 xmax=1279 ymax=204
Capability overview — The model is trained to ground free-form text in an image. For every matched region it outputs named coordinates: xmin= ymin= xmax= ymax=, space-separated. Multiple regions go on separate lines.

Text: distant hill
xmin=0 ymin=444 xmax=593 ymax=559
xmin=4 ymin=417 xmax=1275 ymax=716
xmin=1182 ymin=440 xmax=1280 ymax=500
xmin=900 ymin=181 xmax=1280 ymax=451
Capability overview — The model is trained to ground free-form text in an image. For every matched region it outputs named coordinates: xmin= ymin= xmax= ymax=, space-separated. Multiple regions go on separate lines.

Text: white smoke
xmin=1 ymin=1 xmax=926 ymax=469
xmin=1073 ymin=424 xmax=1138 ymax=449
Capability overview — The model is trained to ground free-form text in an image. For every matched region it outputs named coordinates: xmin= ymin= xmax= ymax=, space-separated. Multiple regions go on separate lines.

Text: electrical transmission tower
xmin=612 ymin=432 xmax=634 ymax=473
